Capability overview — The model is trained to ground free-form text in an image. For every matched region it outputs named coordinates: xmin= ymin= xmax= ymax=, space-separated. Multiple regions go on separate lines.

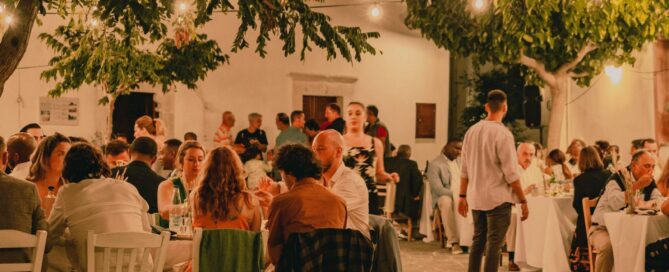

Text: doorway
xmin=302 ymin=95 xmax=340 ymax=126
xmin=112 ymin=92 xmax=155 ymax=143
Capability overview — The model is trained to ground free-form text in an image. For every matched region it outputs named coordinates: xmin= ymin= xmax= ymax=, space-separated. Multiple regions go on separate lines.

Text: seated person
xmin=589 ymin=150 xmax=663 ymax=272
xmin=384 ymin=145 xmax=422 ymax=233
xmin=6 ymin=132 xmax=37 ymax=179
xmin=0 ymin=136 xmax=49 ymax=264
xmin=544 ymin=149 xmax=574 ymax=182
xmin=266 ymin=144 xmax=347 ymax=265
xmin=191 ymin=146 xmax=261 ymax=230
xmin=104 ymin=139 xmax=130 ymax=168
xmin=49 ymin=143 xmax=150 ymax=271
xmin=157 ymin=141 xmax=205 ymax=224
xmin=111 ymin=137 xmax=164 ymax=214
xmin=153 ymin=138 xmax=182 ymax=178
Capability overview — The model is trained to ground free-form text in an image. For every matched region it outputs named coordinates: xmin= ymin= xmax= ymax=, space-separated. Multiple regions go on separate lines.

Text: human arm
xmin=457 ymin=177 xmax=469 ymax=217
xmin=373 ymin=137 xmax=399 ymax=183
xmin=662 ymin=198 xmax=669 ymax=216
xmin=157 ymin=180 xmax=174 ymax=220
xmin=426 ymin=160 xmax=453 ymax=198
xmin=509 ymin=181 xmax=529 ymax=221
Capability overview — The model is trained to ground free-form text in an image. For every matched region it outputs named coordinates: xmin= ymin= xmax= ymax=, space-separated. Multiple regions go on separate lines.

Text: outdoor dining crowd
xmin=1 ymin=95 xmax=669 ymax=272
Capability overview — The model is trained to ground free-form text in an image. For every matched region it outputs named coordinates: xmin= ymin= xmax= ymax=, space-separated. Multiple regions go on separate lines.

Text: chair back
xmin=0 ymin=230 xmax=47 ymax=272
xmin=192 ymin=228 xmax=264 ymax=272
xmin=582 ymin=197 xmax=599 ymax=272
xmin=86 ymin=231 xmax=170 ymax=272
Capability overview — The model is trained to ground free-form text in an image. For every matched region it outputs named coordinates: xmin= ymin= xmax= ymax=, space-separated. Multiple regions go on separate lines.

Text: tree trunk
xmin=107 ymin=96 xmax=116 ymax=140
xmin=546 ymin=75 xmax=569 ymax=150
xmin=0 ymin=0 xmax=40 ymax=98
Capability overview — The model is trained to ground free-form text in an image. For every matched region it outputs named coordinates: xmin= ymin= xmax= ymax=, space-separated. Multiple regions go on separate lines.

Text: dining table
xmin=604 ymin=211 xmax=669 ymax=272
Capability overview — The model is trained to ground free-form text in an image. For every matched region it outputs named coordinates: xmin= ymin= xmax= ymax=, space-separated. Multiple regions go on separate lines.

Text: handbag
xmin=646 ymin=236 xmax=669 ymax=271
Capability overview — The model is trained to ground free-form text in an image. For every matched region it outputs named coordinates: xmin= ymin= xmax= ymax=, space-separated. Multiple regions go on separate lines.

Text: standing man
xmin=458 ymin=90 xmax=529 ymax=272
xmin=235 ymin=113 xmax=268 ymax=153
xmin=365 ymin=105 xmax=392 ymax=157
xmin=427 ymin=139 xmax=464 ymax=254
xmin=20 ymin=123 xmax=45 ymax=144
xmin=214 ymin=111 xmax=236 ymax=146
xmin=322 ymin=103 xmax=345 ymax=134
xmin=276 ymin=111 xmax=308 ymax=149
xmin=6 ymin=133 xmax=37 ymax=179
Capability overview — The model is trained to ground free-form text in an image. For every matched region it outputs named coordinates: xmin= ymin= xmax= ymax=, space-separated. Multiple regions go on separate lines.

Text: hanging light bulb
xmin=473 ymin=0 xmax=485 ymax=10
xmin=371 ymin=4 xmax=381 ymax=18
xmin=178 ymin=2 xmax=188 ymax=13
xmin=4 ymin=15 xmax=13 ymax=25
xmin=604 ymin=65 xmax=623 ymax=85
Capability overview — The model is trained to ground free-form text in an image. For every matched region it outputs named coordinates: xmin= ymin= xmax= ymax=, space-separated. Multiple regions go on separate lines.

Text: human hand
xmin=634 ymin=174 xmax=654 ymax=190
xmin=390 ymin=173 xmax=400 ymax=183
xmin=253 ymin=190 xmax=274 ymax=209
xmin=520 ymin=202 xmax=529 ymax=221
xmin=524 ymin=184 xmax=537 ymax=195
xmin=457 ymin=198 xmax=468 ymax=217
xmin=258 ymin=176 xmax=280 ymax=196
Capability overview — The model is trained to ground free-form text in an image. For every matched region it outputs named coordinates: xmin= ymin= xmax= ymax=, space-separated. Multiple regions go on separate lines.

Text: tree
xmin=0 ymin=0 xmax=379 ymax=137
xmin=405 ymin=0 xmax=669 ymax=149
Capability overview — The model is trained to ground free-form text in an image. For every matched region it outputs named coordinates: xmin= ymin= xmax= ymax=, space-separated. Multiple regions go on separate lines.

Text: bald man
xmin=312 ymin=129 xmax=370 ymax=239
xmin=7 ymin=133 xmax=37 ymax=180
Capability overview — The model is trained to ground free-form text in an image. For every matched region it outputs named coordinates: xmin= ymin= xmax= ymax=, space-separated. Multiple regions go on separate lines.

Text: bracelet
xmin=459 ymin=194 xmax=466 ymax=198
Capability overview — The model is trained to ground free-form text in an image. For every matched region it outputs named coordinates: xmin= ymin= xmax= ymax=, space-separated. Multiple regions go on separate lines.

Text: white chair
xmin=0 ymin=230 xmax=47 ymax=272
xmin=86 ymin=231 xmax=170 ymax=272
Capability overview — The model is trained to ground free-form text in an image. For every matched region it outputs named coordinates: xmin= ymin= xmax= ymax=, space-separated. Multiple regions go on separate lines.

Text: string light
xmin=178 ymin=2 xmax=188 ymax=13
xmin=473 ymin=0 xmax=485 ymax=10
xmin=370 ymin=4 xmax=381 ymax=17
xmin=89 ymin=19 xmax=98 ymax=27
xmin=604 ymin=65 xmax=623 ymax=85
xmin=4 ymin=15 xmax=13 ymax=25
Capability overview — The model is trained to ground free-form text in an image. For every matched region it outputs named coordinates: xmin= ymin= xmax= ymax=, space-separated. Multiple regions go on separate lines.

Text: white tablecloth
xmin=604 ymin=212 xmax=669 ymax=272
xmin=515 ymin=196 xmax=577 ymax=272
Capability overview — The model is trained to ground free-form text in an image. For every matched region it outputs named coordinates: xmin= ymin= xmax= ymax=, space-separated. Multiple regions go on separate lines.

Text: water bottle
xmin=169 ymin=185 xmax=183 ymax=233
xmin=44 ymin=186 xmax=56 ymax=218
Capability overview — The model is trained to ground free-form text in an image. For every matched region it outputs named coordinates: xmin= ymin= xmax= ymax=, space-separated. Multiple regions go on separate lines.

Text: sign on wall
xmin=39 ymin=97 xmax=79 ymax=126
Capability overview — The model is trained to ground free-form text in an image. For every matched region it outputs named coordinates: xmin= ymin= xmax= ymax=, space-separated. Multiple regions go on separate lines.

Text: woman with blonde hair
xmin=566 ymin=138 xmax=586 ymax=176
xmin=191 ymin=146 xmax=261 ymax=230
xmin=157 ymin=141 xmax=206 ymax=225
xmin=27 ymin=133 xmax=71 ymax=212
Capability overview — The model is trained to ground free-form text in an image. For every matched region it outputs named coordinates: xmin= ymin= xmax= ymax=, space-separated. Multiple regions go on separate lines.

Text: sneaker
xmin=508 ymin=262 xmax=520 ymax=271
xmin=451 ymin=244 xmax=464 ymax=255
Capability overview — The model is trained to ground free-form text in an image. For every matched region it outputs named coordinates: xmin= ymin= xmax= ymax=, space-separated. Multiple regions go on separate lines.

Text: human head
xmin=631 ymin=139 xmax=645 ymax=156
xmin=276 ymin=113 xmax=289 ymax=130
xmin=325 ymin=103 xmax=341 ymax=122
xmin=193 ymin=146 xmax=247 ymax=221
xmin=578 ymin=146 xmax=604 ymax=172
xmin=129 ymin=136 xmax=158 ymax=164
xmin=6 ymin=132 xmax=37 ymax=168
xmin=594 ymin=140 xmax=610 ymax=159
xmin=62 ymin=143 xmax=111 ymax=183
xmin=248 ymin=113 xmax=263 ymax=130
xmin=567 ymin=138 xmax=586 ymax=160
xmin=305 ymin=119 xmax=320 ymax=138
xmin=642 ymin=138 xmax=658 ymax=156
xmin=105 ymin=140 xmax=130 ymax=168
xmin=484 ymin=90 xmax=508 ymax=117
xmin=290 ymin=110 xmax=306 ymax=128
xmin=183 ymin=132 xmax=197 ymax=141
xmin=222 ymin=111 xmax=235 ymax=127
xmin=161 ymin=139 xmax=183 ymax=170
xmin=517 ymin=142 xmax=536 ymax=170
xmin=546 ymin=149 xmax=567 ymax=166
xmin=607 ymin=145 xmax=621 ymax=162
xmin=312 ymin=130 xmax=344 ymax=173
xmin=366 ymin=105 xmax=379 ymax=124
xmin=134 ymin=115 xmax=156 ymax=138
xmin=275 ymin=144 xmax=322 ymax=188
xmin=630 ymin=150 xmax=655 ymax=180
xmin=20 ymin=123 xmax=44 ymax=144
xmin=176 ymin=140 xmax=205 ymax=177
xmin=397 ymin=145 xmax=412 ymax=159
xmin=113 ymin=133 xmax=128 ymax=144
xmin=28 ymin=133 xmax=71 ymax=182
xmin=442 ymin=139 xmax=463 ymax=161
xmin=345 ymin=102 xmax=366 ymax=132
xmin=241 ymin=146 xmax=263 ymax=163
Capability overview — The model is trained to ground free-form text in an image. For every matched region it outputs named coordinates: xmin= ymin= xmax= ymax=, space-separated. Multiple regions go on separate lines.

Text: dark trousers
xmin=369 ymin=192 xmax=382 ymax=215
xmin=468 ymin=202 xmax=512 ymax=272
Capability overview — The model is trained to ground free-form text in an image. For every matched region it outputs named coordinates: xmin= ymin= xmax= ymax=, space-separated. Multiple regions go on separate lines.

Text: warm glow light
xmin=90 ymin=19 xmax=98 ymax=27
xmin=0 ymin=5 xmax=5 ymax=14
xmin=4 ymin=15 xmax=12 ymax=25
xmin=371 ymin=5 xmax=381 ymax=17
xmin=604 ymin=65 xmax=623 ymax=85
xmin=473 ymin=0 xmax=485 ymax=10
xmin=178 ymin=2 xmax=188 ymax=12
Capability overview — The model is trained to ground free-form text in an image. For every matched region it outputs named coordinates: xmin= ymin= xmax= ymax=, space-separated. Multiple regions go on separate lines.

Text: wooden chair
xmin=0 ymin=230 xmax=47 ymax=272
xmin=86 ymin=231 xmax=170 ymax=272
xmin=432 ymin=207 xmax=446 ymax=248
xmin=582 ymin=197 xmax=599 ymax=272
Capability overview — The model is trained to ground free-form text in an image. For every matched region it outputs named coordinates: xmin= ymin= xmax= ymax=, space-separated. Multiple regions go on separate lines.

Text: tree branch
xmin=0 ymin=0 xmax=40 ymax=98
xmin=519 ymin=52 xmax=556 ymax=87
xmin=557 ymin=43 xmax=598 ymax=75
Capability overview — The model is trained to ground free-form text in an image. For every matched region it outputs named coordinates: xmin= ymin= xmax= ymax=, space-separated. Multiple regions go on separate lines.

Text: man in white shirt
xmin=506 ymin=142 xmax=545 ymax=270
xmin=589 ymin=150 xmax=663 ymax=272
xmin=7 ymin=132 xmax=36 ymax=180
xmin=640 ymin=138 xmax=663 ymax=181
xmin=427 ymin=139 xmax=464 ymax=254
xmin=458 ymin=90 xmax=528 ymax=272
xmin=312 ymin=130 xmax=370 ymax=239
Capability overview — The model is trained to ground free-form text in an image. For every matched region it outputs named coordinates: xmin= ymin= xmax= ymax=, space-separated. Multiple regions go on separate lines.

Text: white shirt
xmin=447 ymin=158 xmax=462 ymax=197
xmin=9 ymin=161 xmax=31 ymax=180
xmin=592 ymin=174 xmax=663 ymax=226
xmin=48 ymin=178 xmax=151 ymax=271
xmin=325 ymin=163 xmax=371 ymax=239
xmin=461 ymin=120 xmax=521 ymax=211
xmin=518 ymin=162 xmax=545 ymax=189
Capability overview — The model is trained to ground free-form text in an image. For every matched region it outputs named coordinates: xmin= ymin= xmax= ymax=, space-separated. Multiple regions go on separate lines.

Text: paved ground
xmin=399 ymin=240 xmax=529 ymax=272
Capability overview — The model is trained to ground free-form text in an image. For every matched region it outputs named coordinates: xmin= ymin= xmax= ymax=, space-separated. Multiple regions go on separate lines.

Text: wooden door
xmin=113 ymin=92 xmax=154 ymax=143
xmin=416 ymin=103 xmax=436 ymax=139
xmin=302 ymin=95 xmax=339 ymax=125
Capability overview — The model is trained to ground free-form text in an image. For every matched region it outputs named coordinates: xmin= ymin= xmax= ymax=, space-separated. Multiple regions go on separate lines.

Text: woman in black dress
xmin=569 ymin=146 xmax=611 ymax=271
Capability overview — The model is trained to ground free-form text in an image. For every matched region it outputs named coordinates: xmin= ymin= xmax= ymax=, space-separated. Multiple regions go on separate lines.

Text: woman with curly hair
xmin=190 ymin=146 xmax=261 ymax=231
